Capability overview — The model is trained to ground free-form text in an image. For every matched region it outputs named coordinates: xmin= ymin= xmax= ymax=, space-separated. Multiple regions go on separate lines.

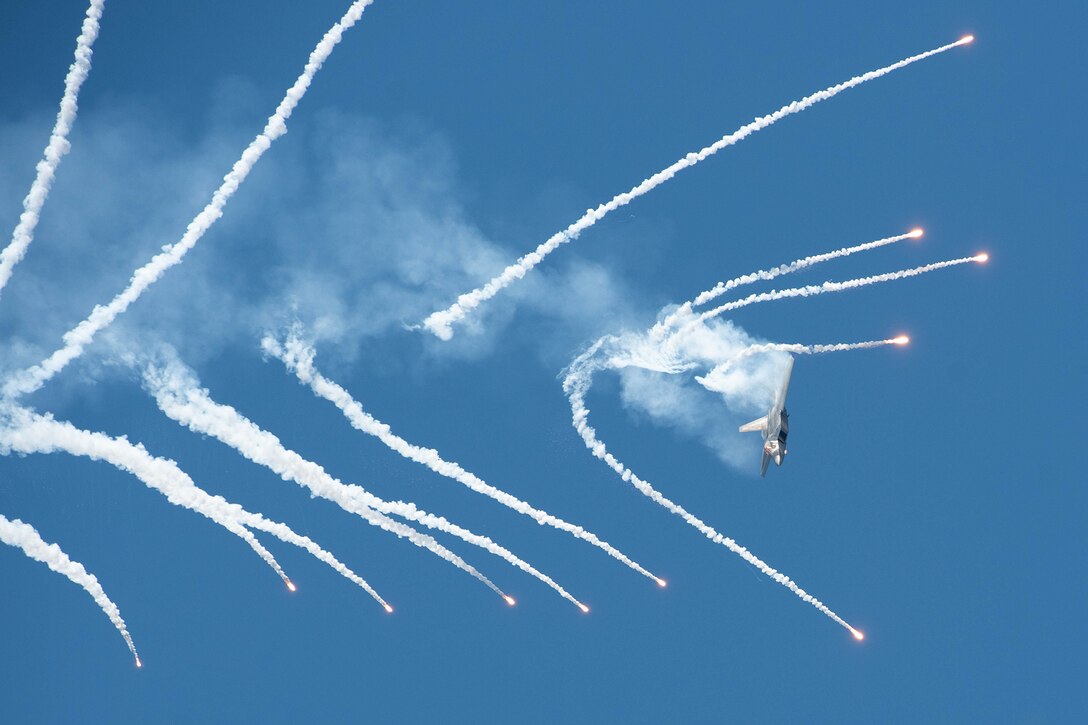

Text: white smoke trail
xmin=562 ymin=348 xmax=863 ymax=638
xmin=652 ymin=230 xmax=921 ymax=339
xmin=0 ymin=0 xmax=106 ymax=297
xmin=0 ymin=406 xmax=390 ymax=610
xmin=262 ymin=332 xmax=666 ymax=588
xmin=143 ymin=358 xmax=586 ymax=611
xmin=1 ymin=0 xmax=377 ymax=400
xmin=0 ymin=512 xmax=141 ymax=665
xmin=690 ymin=254 xmax=987 ymax=330
xmin=242 ymin=516 xmax=392 ymax=612
xmin=0 ymin=407 xmax=287 ymax=582
xmin=696 ymin=337 xmax=909 ymax=395
xmin=421 ymin=36 xmax=973 ymax=340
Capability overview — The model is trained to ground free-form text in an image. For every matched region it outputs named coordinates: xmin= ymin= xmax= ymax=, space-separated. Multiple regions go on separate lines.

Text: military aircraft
xmin=738 ymin=356 xmax=793 ymax=477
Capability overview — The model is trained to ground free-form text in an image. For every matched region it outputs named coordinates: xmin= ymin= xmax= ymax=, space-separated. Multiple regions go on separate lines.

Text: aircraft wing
xmin=739 ymin=415 xmax=768 ymax=433
xmin=760 ymin=450 xmax=771 ymax=477
xmin=775 ymin=356 xmax=795 ymax=411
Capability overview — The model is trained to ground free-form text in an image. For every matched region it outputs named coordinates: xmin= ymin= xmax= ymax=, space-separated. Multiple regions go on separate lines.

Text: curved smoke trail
xmin=422 ymin=37 xmax=972 ymax=340
xmin=561 ymin=344 xmax=862 ymax=638
xmin=263 ymin=332 xmax=665 ymax=588
xmin=652 ymin=230 xmax=921 ymax=339
xmin=0 ymin=407 xmax=390 ymax=610
xmin=0 ymin=512 xmax=140 ymax=665
xmin=2 ymin=0 xmax=378 ymax=400
xmin=143 ymin=357 xmax=587 ymax=610
xmin=0 ymin=0 xmax=106 ymax=297
xmin=696 ymin=337 xmax=909 ymax=394
xmin=689 ymin=254 xmax=987 ymax=331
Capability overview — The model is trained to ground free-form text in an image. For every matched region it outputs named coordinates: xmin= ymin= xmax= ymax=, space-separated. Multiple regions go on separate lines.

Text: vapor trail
xmin=690 ymin=254 xmax=987 ymax=329
xmin=0 ymin=407 xmax=287 ymax=583
xmin=0 ymin=512 xmax=140 ymax=665
xmin=652 ymin=230 xmax=921 ymax=338
xmin=696 ymin=337 xmax=909 ymax=394
xmin=242 ymin=516 xmax=392 ymax=612
xmin=422 ymin=36 xmax=973 ymax=340
xmin=562 ymin=348 xmax=862 ymax=638
xmin=0 ymin=0 xmax=106 ymax=297
xmin=1 ymin=0 xmax=377 ymax=400
xmin=0 ymin=407 xmax=390 ymax=610
xmin=263 ymin=332 xmax=666 ymax=588
xmin=143 ymin=358 xmax=586 ymax=610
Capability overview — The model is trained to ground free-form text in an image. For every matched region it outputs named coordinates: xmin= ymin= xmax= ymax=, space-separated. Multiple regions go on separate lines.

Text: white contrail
xmin=421 ymin=36 xmax=974 ymax=340
xmin=143 ymin=358 xmax=586 ymax=611
xmin=651 ymin=229 xmax=922 ymax=338
xmin=0 ymin=512 xmax=141 ymax=666
xmin=690 ymin=254 xmax=987 ymax=329
xmin=1 ymin=0 xmax=377 ymax=400
xmin=696 ymin=337 xmax=910 ymax=394
xmin=0 ymin=0 xmax=106 ymax=297
xmin=0 ymin=407 xmax=288 ymax=584
xmin=0 ymin=407 xmax=391 ymax=610
xmin=562 ymin=348 xmax=863 ymax=638
xmin=690 ymin=231 xmax=922 ymax=307
xmin=263 ymin=332 xmax=667 ymax=588
xmin=242 ymin=516 xmax=392 ymax=612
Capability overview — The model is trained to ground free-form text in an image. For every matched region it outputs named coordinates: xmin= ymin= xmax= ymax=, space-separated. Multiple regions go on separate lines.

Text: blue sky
xmin=0 ymin=1 xmax=1083 ymax=722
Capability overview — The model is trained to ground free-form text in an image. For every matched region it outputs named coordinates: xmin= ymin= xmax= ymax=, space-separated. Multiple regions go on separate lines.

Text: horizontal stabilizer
xmin=739 ymin=415 xmax=768 ymax=433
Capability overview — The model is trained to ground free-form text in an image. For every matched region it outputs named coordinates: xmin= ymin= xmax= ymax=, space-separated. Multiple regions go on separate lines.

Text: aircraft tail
xmin=739 ymin=415 xmax=769 ymax=433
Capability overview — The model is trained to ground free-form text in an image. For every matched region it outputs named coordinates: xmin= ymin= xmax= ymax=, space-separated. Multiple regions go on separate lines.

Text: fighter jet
xmin=738 ymin=356 xmax=793 ymax=477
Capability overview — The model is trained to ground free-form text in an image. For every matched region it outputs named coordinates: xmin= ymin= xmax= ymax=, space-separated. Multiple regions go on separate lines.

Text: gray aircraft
xmin=738 ymin=356 xmax=794 ymax=477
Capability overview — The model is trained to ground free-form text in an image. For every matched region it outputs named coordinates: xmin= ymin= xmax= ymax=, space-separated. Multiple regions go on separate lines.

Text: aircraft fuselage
xmin=738 ymin=356 xmax=794 ymax=477
xmin=763 ymin=409 xmax=788 ymax=467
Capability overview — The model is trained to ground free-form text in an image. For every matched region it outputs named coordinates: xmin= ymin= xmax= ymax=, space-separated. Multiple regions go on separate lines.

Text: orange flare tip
xmin=578 ymin=603 xmax=590 ymax=613
xmin=960 ymin=34 xmax=975 ymax=44
xmin=908 ymin=228 xmax=924 ymax=239
xmin=383 ymin=603 xmax=394 ymax=614
xmin=851 ymin=629 xmax=865 ymax=641
xmin=135 ymin=657 xmax=143 ymax=668
xmin=893 ymin=335 xmax=910 ymax=346
xmin=503 ymin=595 xmax=516 ymax=607
xmin=286 ymin=580 xmax=297 ymax=592
xmin=974 ymin=252 xmax=989 ymax=263
xmin=655 ymin=578 xmax=667 ymax=588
